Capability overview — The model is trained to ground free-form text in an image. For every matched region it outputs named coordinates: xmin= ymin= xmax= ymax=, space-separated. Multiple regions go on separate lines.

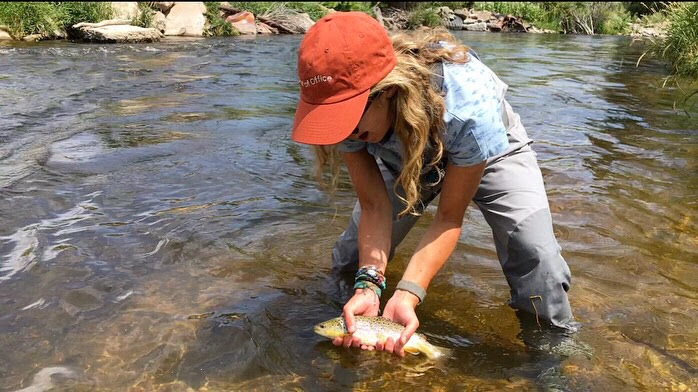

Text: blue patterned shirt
xmin=338 ymin=56 xmax=509 ymax=171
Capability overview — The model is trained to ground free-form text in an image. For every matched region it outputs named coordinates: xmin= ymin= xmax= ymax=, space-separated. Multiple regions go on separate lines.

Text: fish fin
xmin=404 ymin=346 xmax=420 ymax=355
xmin=417 ymin=341 xmax=454 ymax=360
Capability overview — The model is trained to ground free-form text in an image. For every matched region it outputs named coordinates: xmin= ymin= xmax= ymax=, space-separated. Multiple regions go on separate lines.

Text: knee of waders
xmin=503 ymin=208 xmax=571 ymax=289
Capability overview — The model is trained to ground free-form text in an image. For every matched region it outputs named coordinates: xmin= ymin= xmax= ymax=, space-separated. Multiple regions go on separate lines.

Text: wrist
xmin=392 ymin=288 xmax=420 ymax=308
xmin=395 ymin=279 xmax=426 ymax=305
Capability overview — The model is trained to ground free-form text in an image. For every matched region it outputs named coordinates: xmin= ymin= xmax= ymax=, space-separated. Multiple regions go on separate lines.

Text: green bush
xmin=407 ymin=4 xmax=441 ymax=29
xmin=58 ymin=2 xmax=113 ymax=29
xmin=599 ymin=6 xmax=631 ymax=34
xmin=0 ymin=2 xmax=62 ymax=39
xmin=131 ymin=2 xmax=153 ymax=28
xmin=226 ymin=2 xmax=279 ymax=16
xmin=660 ymin=2 xmax=698 ymax=77
xmin=204 ymin=2 xmax=238 ymax=36
xmin=322 ymin=1 xmax=374 ymax=13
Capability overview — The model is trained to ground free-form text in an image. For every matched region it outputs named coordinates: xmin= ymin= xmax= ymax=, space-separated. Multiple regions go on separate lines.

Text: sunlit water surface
xmin=0 ymin=32 xmax=696 ymax=391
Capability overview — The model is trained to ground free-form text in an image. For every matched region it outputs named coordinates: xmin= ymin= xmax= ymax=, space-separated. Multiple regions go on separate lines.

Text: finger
xmin=384 ymin=337 xmax=395 ymax=353
xmin=351 ymin=336 xmax=362 ymax=348
xmin=376 ymin=340 xmax=384 ymax=351
xmin=366 ymin=345 xmax=375 ymax=351
xmin=332 ymin=337 xmax=343 ymax=346
xmin=400 ymin=319 xmax=419 ymax=347
xmin=342 ymin=335 xmax=353 ymax=348
xmin=343 ymin=308 xmax=356 ymax=334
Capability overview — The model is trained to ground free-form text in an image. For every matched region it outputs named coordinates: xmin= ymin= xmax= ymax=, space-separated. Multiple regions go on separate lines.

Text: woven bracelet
xmin=353 ymin=281 xmax=382 ymax=298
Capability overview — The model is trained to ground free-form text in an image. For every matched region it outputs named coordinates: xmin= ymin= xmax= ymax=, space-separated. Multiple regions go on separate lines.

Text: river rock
xmin=23 ymin=34 xmax=43 ymax=42
xmin=164 ymin=2 xmax=207 ymax=36
xmin=226 ymin=11 xmax=256 ymax=35
xmin=153 ymin=11 xmax=167 ymax=33
xmin=472 ymin=10 xmax=492 ymax=22
xmin=111 ymin=2 xmax=140 ymax=20
xmin=72 ymin=20 xmax=162 ymax=43
xmin=453 ymin=8 xmax=469 ymax=20
xmin=256 ymin=22 xmax=275 ymax=35
xmin=464 ymin=21 xmax=488 ymax=31
xmin=152 ymin=2 xmax=175 ymax=13
xmin=0 ymin=29 xmax=12 ymax=40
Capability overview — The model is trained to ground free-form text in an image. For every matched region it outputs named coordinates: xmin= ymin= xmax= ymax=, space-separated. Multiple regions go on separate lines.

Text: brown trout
xmin=313 ymin=316 xmax=451 ymax=359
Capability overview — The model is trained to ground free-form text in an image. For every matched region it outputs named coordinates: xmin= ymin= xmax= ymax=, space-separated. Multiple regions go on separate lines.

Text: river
xmin=0 ymin=32 xmax=696 ymax=391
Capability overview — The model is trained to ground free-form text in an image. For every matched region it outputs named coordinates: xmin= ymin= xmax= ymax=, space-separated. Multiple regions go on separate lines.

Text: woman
xmin=291 ymin=12 xmax=576 ymax=357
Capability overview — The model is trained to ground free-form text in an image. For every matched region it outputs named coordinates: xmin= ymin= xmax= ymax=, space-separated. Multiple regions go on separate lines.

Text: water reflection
xmin=0 ymin=33 xmax=696 ymax=391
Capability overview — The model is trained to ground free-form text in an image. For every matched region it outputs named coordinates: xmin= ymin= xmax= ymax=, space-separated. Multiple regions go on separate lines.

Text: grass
xmin=204 ymin=2 xmax=239 ymax=36
xmin=658 ymin=2 xmax=698 ymax=77
xmin=407 ymin=3 xmax=442 ymax=29
xmin=0 ymin=2 xmax=63 ymax=39
xmin=0 ymin=2 xmax=113 ymax=39
xmin=131 ymin=3 xmax=154 ymax=28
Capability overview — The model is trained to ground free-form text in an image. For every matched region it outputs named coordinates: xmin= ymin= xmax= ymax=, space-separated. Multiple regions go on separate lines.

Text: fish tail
xmin=416 ymin=341 xmax=453 ymax=360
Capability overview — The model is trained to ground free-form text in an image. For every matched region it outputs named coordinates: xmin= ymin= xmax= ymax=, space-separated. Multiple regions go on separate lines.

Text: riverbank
xmin=1 ymin=2 xmax=694 ymax=79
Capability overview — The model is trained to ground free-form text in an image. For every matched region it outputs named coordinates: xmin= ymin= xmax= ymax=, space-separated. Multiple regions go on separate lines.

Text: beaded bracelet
xmin=355 ymin=266 xmax=387 ymax=292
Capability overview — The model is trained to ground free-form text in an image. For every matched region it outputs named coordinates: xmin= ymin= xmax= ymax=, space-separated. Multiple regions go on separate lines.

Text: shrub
xmin=660 ymin=2 xmax=698 ymax=77
xmin=131 ymin=2 xmax=154 ymax=28
xmin=407 ymin=4 xmax=441 ymax=29
xmin=204 ymin=2 xmax=238 ymax=36
xmin=0 ymin=2 xmax=62 ymax=39
xmin=57 ymin=2 xmax=114 ymax=29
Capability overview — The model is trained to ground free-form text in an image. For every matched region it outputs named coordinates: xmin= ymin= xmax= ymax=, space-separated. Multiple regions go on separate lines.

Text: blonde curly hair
xmin=313 ymin=28 xmax=471 ymax=217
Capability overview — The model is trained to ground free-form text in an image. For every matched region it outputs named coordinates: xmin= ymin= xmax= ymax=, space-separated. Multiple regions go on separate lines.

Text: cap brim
xmin=291 ymin=90 xmax=370 ymax=145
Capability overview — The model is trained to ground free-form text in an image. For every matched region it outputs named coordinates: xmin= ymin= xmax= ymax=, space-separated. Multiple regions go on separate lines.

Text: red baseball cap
xmin=291 ymin=12 xmax=397 ymax=145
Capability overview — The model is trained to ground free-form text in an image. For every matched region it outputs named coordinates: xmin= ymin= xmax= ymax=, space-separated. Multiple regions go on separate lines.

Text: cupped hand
xmin=375 ymin=290 xmax=420 ymax=357
xmin=332 ymin=288 xmax=380 ymax=350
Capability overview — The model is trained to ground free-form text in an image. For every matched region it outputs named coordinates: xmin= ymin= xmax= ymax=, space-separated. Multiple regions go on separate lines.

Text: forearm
xmin=401 ymin=217 xmax=462 ymax=290
xmin=357 ymin=201 xmax=392 ymax=273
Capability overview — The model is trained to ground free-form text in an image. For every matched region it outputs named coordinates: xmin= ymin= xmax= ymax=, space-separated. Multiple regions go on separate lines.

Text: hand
xmin=375 ymin=290 xmax=420 ymax=357
xmin=332 ymin=288 xmax=380 ymax=350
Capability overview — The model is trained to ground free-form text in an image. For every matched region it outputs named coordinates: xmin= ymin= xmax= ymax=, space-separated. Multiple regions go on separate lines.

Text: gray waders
xmin=330 ymin=98 xmax=576 ymax=331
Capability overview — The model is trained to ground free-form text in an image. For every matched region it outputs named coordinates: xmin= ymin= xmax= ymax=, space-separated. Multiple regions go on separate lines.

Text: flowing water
xmin=0 ymin=32 xmax=696 ymax=391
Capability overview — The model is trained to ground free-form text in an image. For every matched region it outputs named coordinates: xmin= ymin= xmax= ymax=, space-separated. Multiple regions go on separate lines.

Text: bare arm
xmin=382 ymin=160 xmax=486 ymax=356
xmin=401 ymin=161 xmax=486 ymax=291
xmin=342 ymin=149 xmax=392 ymax=273
xmin=334 ymin=149 xmax=393 ymax=349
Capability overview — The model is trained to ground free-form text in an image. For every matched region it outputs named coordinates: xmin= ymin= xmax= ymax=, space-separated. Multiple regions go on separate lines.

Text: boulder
xmin=111 ymin=2 xmax=139 ymax=20
xmin=256 ymin=22 xmax=276 ymax=35
xmin=453 ymin=8 xmax=469 ymax=20
xmin=488 ymin=20 xmax=504 ymax=32
xmin=72 ymin=20 xmax=162 ymax=43
xmin=464 ymin=21 xmax=488 ymax=31
xmin=226 ymin=11 xmax=256 ymax=35
xmin=152 ymin=2 xmax=175 ymax=13
xmin=23 ymin=34 xmax=42 ymax=42
xmin=472 ymin=10 xmax=492 ymax=22
xmin=0 ymin=29 xmax=12 ymax=41
xmin=153 ymin=11 xmax=167 ymax=33
xmin=164 ymin=2 xmax=207 ymax=36
xmin=259 ymin=9 xmax=314 ymax=34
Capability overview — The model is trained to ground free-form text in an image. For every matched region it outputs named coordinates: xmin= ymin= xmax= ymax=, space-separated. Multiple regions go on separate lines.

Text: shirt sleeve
xmin=336 ymin=138 xmax=366 ymax=153
xmin=442 ymin=59 xmax=509 ymax=167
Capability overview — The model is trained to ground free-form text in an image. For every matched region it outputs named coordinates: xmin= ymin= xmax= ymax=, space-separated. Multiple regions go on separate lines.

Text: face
xmin=346 ymin=86 xmax=397 ymax=144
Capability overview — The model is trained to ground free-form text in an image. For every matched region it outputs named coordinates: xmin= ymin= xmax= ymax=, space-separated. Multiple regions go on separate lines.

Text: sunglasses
xmin=350 ymin=90 xmax=382 ymax=136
